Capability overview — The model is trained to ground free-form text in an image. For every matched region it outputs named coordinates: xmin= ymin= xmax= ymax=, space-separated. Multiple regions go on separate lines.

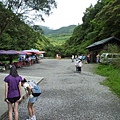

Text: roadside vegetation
xmin=95 ymin=43 xmax=120 ymax=97
xmin=95 ymin=64 xmax=120 ymax=97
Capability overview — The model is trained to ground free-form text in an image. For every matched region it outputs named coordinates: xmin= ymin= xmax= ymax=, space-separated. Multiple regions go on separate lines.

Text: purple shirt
xmin=4 ymin=75 xmax=22 ymax=98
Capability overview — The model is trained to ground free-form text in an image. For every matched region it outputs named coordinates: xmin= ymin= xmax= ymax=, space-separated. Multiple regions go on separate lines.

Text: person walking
xmin=74 ymin=58 xmax=79 ymax=71
xmin=21 ymin=78 xmax=40 ymax=120
xmin=4 ymin=65 xmax=22 ymax=120
xmin=96 ymin=54 xmax=100 ymax=63
xmin=71 ymin=55 xmax=74 ymax=62
xmin=77 ymin=59 xmax=83 ymax=73
xmin=87 ymin=53 xmax=91 ymax=63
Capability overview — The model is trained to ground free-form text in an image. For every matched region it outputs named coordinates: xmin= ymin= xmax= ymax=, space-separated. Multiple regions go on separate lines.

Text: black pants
xmin=76 ymin=66 xmax=81 ymax=72
xmin=78 ymin=67 xmax=81 ymax=71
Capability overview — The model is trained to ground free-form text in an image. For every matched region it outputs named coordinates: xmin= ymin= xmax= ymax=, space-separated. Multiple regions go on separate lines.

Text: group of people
xmin=71 ymin=54 xmax=91 ymax=64
xmin=18 ymin=55 xmax=32 ymax=66
xmin=72 ymin=53 xmax=100 ymax=65
xmin=18 ymin=54 xmax=39 ymax=68
xmin=72 ymin=53 xmax=91 ymax=73
xmin=4 ymin=65 xmax=40 ymax=120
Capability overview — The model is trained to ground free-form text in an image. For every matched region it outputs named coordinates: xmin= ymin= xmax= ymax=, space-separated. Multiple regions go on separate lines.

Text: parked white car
xmin=100 ymin=53 xmax=120 ymax=63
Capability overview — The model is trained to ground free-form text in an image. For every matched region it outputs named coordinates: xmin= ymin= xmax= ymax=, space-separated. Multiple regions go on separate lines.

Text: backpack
xmin=28 ymin=80 xmax=41 ymax=97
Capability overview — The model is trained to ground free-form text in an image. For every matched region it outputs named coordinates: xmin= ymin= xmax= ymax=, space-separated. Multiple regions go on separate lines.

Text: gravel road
xmin=4 ymin=59 xmax=120 ymax=120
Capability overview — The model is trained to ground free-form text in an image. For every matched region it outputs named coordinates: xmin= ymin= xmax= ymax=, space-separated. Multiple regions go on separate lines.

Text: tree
xmin=63 ymin=0 xmax=120 ymax=57
xmin=0 ymin=0 xmax=57 ymax=37
xmin=1 ymin=0 xmax=57 ymax=21
xmin=0 ymin=2 xmax=15 ymax=37
xmin=32 ymin=25 xmax=44 ymax=34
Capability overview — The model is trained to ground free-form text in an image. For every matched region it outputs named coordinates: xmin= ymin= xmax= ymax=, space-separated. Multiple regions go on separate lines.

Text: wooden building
xmin=86 ymin=36 xmax=120 ymax=62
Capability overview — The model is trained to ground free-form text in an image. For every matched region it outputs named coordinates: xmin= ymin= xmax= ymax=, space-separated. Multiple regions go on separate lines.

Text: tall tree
xmin=0 ymin=0 xmax=57 ymax=37
xmin=63 ymin=0 xmax=120 ymax=56
xmin=0 ymin=2 xmax=15 ymax=37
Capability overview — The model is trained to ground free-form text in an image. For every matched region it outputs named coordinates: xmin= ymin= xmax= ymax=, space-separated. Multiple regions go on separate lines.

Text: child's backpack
xmin=28 ymin=80 xmax=41 ymax=97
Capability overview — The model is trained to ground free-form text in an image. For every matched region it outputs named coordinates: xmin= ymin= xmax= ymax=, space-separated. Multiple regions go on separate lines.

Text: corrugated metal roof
xmin=86 ymin=36 xmax=120 ymax=49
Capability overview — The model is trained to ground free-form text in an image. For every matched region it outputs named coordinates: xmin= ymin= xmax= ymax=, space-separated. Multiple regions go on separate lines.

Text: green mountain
xmin=40 ymin=25 xmax=77 ymax=35
xmin=39 ymin=26 xmax=52 ymax=34
xmin=40 ymin=25 xmax=77 ymax=46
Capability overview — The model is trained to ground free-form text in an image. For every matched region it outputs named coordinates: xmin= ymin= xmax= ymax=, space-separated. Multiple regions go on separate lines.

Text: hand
xmin=17 ymin=97 xmax=22 ymax=102
xmin=4 ymin=98 xmax=10 ymax=103
xmin=26 ymin=93 xmax=29 ymax=98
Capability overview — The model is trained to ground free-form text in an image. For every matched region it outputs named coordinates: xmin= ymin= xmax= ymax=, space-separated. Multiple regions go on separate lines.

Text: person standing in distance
xmin=4 ymin=65 xmax=22 ymax=120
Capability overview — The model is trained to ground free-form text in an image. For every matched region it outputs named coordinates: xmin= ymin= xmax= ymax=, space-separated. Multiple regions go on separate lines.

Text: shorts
xmin=7 ymin=96 xmax=20 ymax=104
xmin=28 ymin=96 xmax=38 ymax=103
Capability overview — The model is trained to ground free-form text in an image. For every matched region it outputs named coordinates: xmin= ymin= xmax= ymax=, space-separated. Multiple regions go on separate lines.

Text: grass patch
xmin=95 ymin=64 xmax=120 ymax=97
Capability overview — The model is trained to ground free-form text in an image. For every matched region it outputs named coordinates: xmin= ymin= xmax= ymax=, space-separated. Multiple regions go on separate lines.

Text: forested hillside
xmin=40 ymin=25 xmax=76 ymax=45
xmin=0 ymin=1 xmax=56 ymax=57
xmin=0 ymin=0 xmax=120 ymax=58
xmin=62 ymin=0 xmax=120 ymax=57
xmin=0 ymin=0 xmax=75 ymax=57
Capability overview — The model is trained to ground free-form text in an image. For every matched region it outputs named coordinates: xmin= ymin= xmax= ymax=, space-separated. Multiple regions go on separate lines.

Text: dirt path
xmin=3 ymin=59 xmax=120 ymax=120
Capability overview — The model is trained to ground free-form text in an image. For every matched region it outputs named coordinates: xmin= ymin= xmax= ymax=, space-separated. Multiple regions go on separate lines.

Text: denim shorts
xmin=28 ymin=96 xmax=38 ymax=103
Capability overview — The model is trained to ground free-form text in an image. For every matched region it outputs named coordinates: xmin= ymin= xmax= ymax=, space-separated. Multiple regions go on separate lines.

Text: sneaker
xmin=26 ymin=117 xmax=33 ymax=120
xmin=32 ymin=115 xmax=36 ymax=120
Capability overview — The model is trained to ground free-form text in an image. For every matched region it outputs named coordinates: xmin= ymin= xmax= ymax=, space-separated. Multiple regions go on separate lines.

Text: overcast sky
xmin=35 ymin=0 xmax=98 ymax=29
